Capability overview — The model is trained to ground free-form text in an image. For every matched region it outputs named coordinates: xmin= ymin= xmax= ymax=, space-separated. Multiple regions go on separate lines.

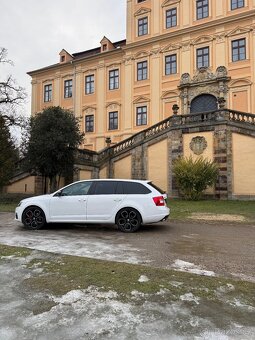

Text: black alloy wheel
xmin=22 ymin=206 xmax=46 ymax=230
xmin=116 ymin=208 xmax=142 ymax=233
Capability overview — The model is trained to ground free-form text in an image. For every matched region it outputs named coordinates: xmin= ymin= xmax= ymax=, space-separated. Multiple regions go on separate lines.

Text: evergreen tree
xmin=25 ymin=106 xmax=84 ymax=192
xmin=0 ymin=116 xmax=18 ymax=190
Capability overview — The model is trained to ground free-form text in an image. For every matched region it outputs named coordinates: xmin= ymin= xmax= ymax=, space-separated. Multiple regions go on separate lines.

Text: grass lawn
xmin=168 ymin=199 xmax=255 ymax=222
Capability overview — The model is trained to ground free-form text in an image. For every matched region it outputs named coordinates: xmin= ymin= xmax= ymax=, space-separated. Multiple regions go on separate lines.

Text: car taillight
xmin=153 ymin=196 xmax=165 ymax=206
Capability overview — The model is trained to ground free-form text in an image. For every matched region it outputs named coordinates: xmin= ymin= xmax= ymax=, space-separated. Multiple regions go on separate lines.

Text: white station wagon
xmin=15 ymin=179 xmax=170 ymax=233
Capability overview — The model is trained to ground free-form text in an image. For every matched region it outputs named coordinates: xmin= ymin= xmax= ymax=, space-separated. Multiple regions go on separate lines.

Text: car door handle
xmin=78 ymin=199 xmax=86 ymax=202
xmin=114 ymin=199 xmax=122 ymax=202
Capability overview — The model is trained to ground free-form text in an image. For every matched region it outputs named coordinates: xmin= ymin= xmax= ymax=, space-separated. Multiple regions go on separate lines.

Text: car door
xmin=49 ymin=181 xmax=93 ymax=222
xmin=86 ymin=181 xmax=126 ymax=222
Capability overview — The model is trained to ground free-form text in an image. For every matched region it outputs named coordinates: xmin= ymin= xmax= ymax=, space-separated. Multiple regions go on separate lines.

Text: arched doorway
xmin=190 ymin=94 xmax=217 ymax=113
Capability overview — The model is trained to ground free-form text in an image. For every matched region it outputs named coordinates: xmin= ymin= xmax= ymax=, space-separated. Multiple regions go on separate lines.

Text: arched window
xmin=190 ymin=94 xmax=217 ymax=113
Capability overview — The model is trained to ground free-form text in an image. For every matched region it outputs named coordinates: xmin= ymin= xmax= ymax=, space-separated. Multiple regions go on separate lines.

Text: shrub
xmin=173 ymin=156 xmax=218 ymax=200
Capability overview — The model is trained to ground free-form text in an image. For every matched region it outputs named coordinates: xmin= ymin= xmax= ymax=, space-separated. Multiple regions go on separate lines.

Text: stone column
xmin=213 ymin=125 xmax=232 ymax=199
xmin=169 ymin=129 xmax=183 ymax=198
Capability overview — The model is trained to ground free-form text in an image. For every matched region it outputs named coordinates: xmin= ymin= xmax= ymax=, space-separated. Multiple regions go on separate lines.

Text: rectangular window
xmin=109 ymin=69 xmax=119 ymax=90
xmin=138 ymin=17 xmax=148 ymax=36
xmin=136 ymin=106 xmax=147 ymax=126
xmin=109 ymin=111 xmax=118 ymax=130
xmin=196 ymin=0 xmax=209 ymax=20
xmin=137 ymin=61 xmax=148 ymax=81
xmin=85 ymin=115 xmax=94 ymax=132
xmin=85 ymin=75 xmax=94 ymax=94
xmin=64 ymin=79 xmax=72 ymax=98
xmin=232 ymin=38 xmax=246 ymax=62
xmin=231 ymin=0 xmax=244 ymax=10
xmin=166 ymin=8 xmax=177 ymax=28
xmin=44 ymin=84 xmax=52 ymax=102
xmin=165 ymin=54 xmax=177 ymax=75
xmin=196 ymin=47 xmax=209 ymax=68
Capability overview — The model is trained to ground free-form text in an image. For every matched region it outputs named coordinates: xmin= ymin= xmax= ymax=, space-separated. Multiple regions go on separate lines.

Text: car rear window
xmin=147 ymin=182 xmax=165 ymax=194
xmin=122 ymin=182 xmax=151 ymax=194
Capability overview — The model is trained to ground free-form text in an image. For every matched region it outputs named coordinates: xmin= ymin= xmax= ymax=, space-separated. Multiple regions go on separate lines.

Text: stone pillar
xmin=169 ymin=129 xmax=183 ymax=198
xmin=131 ymin=142 xmax=147 ymax=180
xmin=213 ymin=125 xmax=232 ymax=199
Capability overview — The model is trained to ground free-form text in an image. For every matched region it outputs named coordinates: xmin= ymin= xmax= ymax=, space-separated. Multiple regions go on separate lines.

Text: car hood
xmin=20 ymin=194 xmax=52 ymax=204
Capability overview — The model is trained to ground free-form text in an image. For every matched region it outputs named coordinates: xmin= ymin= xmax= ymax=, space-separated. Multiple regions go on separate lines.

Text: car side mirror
xmin=54 ymin=190 xmax=62 ymax=197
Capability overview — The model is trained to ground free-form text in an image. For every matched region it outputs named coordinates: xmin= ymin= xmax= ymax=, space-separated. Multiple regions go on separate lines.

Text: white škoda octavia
xmin=15 ymin=179 xmax=170 ymax=233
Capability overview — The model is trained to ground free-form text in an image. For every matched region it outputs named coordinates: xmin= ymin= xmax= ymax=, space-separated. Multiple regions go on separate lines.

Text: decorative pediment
xmin=106 ymin=62 xmax=121 ymax=69
xmin=106 ymin=101 xmax=121 ymax=109
xmin=82 ymin=106 xmax=96 ymax=114
xmin=61 ymin=73 xmax=73 ymax=79
xmin=161 ymin=0 xmax=180 ymax=8
xmin=134 ymin=50 xmax=150 ymax=59
xmin=84 ymin=68 xmax=97 ymax=74
xmin=192 ymin=35 xmax=214 ymax=46
xmin=42 ymin=78 xmax=54 ymax=84
xmin=161 ymin=91 xmax=179 ymax=99
xmin=226 ymin=26 xmax=251 ymax=37
xmin=134 ymin=7 xmax=151 ymax=17
xmin=161 ymin=43 xmax=181 ymax=53
xmin=229 ymin=78 xmax=252 ymax=88
xmin=133 ymin=96 xmax=150 ymax=104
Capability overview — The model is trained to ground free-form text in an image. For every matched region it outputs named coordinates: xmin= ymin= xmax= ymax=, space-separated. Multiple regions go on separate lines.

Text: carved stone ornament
xmin=192 ymin=67 xmax=215 ymax=83
xmin=190 ymin=136 xmax=208 ymax=155
xmin=180 ymin=73 xmax=191 ymax=85
xmin=216 ymin=66 xmax=227 ymax=78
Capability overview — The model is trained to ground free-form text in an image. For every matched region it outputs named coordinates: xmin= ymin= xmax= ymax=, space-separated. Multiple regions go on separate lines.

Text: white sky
xmin=0 ymin=0 xmax=126 ymax=117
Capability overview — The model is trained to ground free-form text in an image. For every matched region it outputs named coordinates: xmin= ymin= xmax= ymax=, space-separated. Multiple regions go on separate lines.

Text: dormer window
xmin=100 ymin=37 xmax=115 ymax=53
xmin=59 ymin=49 xmax=73 ymax=64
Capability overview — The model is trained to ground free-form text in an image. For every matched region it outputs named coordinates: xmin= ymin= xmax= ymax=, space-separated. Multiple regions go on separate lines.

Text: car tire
xmin=22 ymin=206 xmax=47 ymax=230
xmin=116 ymin=208 xmax=142 ymax=233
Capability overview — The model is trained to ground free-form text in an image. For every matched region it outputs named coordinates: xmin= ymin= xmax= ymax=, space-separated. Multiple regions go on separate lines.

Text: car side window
xmin=123 ymin=182 xmax=151 ymax=194
xmin=93 ymin=181 xmax=118 ymax=195
xmin=61 ymin=181 xmax=93 ymax=196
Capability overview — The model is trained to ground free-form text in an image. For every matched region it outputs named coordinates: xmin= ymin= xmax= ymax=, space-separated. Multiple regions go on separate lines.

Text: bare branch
xmin=0 ymin=47 xmax=13 ymax=65
xmin=0 ymin=48 xmax=27 ymax=127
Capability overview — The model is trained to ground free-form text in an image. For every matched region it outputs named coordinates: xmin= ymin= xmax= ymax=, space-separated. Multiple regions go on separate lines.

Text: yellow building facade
xmin=28 ymin=0 xmax=255 ymax=152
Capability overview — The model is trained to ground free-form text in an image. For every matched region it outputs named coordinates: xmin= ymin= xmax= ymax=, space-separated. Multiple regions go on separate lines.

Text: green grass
xmin=22 ymin=253 xmax=255 ymax=307
xmin=168 ymin=199 xmax=255 ymax=222
xmin=1 ymin=244 xmax=255 ymax=325
xmin=0 ymin=203 xmax=17 ymax=212
xmin=0 ymin=244 xmax=31 ymax=258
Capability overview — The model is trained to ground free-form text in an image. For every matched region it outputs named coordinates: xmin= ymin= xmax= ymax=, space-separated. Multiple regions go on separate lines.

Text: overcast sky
xmin=0 ymin=0 xmax=126 ymax=117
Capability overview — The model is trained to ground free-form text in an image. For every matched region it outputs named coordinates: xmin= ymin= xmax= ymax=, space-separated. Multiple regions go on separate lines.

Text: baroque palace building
xmin=27 ymin=0 xmax=255 ymax=152
xmin=7 ymin=0 xmax=255 ymax=198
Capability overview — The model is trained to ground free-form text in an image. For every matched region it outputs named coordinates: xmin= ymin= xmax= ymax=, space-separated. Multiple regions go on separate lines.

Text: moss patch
xmin=0 ymin=244 xmax=31 ymax=258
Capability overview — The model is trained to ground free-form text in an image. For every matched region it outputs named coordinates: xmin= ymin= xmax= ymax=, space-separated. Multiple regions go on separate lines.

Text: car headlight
xmin=17 ymin=201 xmax=23 ymax=207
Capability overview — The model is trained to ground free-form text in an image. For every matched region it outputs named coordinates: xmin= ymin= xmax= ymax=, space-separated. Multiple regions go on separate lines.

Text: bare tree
xmin=0 ymin=47 xmax=27 ymax=127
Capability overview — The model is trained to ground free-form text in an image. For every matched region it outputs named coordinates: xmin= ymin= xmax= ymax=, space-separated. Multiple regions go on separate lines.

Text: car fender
xmin=20 ymin=201 xmax=50 ymax=222
xmin=113 ymin=201 xmax=145 ymax=223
